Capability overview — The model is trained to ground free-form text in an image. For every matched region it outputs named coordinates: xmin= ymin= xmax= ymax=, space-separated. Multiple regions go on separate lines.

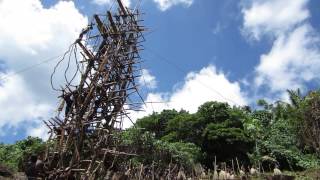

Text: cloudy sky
xmin=1 ymin=0 xmax=320 ymax=143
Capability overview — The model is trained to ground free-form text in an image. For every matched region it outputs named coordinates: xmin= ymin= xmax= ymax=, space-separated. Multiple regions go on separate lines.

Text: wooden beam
xmin=116 ymin=0 xmax=128 ymax=16
xmin=107 ymin=11 xmax=118 ymax=33
xmin=94 ymin=14 xmax=108 ymax=38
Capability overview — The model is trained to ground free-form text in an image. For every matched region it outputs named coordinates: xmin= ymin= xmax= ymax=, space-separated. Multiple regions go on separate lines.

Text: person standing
xmin=25 ymin=154 xmax=38 ymax=180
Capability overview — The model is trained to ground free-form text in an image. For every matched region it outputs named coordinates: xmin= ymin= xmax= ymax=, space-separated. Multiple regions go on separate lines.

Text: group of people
xmin=24 ymin=154 xmax=45 ymax=180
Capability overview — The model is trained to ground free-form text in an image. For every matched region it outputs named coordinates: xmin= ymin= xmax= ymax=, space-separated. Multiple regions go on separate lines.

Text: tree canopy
xmin=2 ymin=89 xmax=320 ymax=172
xmin=122 ymin=90 xmax=320 ymax=171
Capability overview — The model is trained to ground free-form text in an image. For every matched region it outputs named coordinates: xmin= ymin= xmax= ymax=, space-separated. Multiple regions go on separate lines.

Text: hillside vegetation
xmin=1 ymin=89 xmax=320 ymax=176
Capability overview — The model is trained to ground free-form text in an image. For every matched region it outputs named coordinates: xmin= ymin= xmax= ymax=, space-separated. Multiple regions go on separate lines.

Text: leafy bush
xmin=0 ymin=136 xmax=45 ymax=171
xmin=247 ymin=91 xmax=320 ymax=171
xmin=132 ymin=101 xmax=254 ymax=169
xmin=120 ymin=128 xmax=201 ymax=170
xmin=3 ymin=92 xmax=320 ymax=173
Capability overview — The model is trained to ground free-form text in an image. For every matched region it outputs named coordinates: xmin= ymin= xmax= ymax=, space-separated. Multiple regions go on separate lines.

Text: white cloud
xmin=27 ymin=123 xmax=50 ymax=140
xmin=242 ymin=0 xmax=309 ymax=40
xmin=255 ymin=24 xmax=320 ymax=93
xmin=153 ymin=0 xmax=193 ymax=11
xmin=0 ymin=0 xmax=87 ymax=139
xmin=139 ymin=69 xmax=157 ymax=89
xmin=0 ymin=74 xmax=52 ymax=128
xmin=124 ymin=65 xmax=247 ymax=128
xmin=168 ymin=65 xmax=247 ymax=109
xmin=92 ymin=0 xmax=131 ymax=7
xmin=242 ymin=0 xmax=320 ymax=100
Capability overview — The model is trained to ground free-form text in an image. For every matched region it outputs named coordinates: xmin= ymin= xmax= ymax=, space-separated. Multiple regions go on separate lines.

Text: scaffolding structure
xmin=44 ymin=0 xmax=145 ymax=178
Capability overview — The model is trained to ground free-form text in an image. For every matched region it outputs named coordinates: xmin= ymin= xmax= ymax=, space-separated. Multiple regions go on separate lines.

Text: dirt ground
xmin=0 ymin=169 xmax=319 ymax=179
xmin=0 ymin=172 xmax=26 ymax=180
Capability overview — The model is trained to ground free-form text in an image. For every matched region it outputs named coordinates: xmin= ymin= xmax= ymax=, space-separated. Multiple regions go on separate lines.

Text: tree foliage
xmin=0 ymin=136 xmax=45 ymax=171
xmin=124 ymin=90 xmax=320 ymax=171
xmin=128 ymin=101 xmax=254 ymax=169
xmin=246 ymin=89 xmax=320 ymax=170
xmin=120 ymin=128 xmax=201 ymax=170
xmin=2 ymin=89 xmax=320 ymax=172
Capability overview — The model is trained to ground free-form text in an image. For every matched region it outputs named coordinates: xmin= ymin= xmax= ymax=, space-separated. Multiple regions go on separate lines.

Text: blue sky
xmin=0 ymin=0 xmax=320 ymax=143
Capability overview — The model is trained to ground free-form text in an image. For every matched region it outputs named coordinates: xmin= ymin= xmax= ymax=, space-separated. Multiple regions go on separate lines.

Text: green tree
xmin=121 ymin=127 xmax=201 ymax=170
xmin=135 ymin=110 xmax=181 ymax=138
xmin=201 ymin=107 xmax=254 ymax=167
xmin=247 ymin=90 xmax=320 ymax=170
xmin=0 ymin=136 xmax=45 ymax=171
xmin=163 ymin=113 xmax=201 ymax=144
xmin=298 ymin=90 xmax=320 ymax=155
